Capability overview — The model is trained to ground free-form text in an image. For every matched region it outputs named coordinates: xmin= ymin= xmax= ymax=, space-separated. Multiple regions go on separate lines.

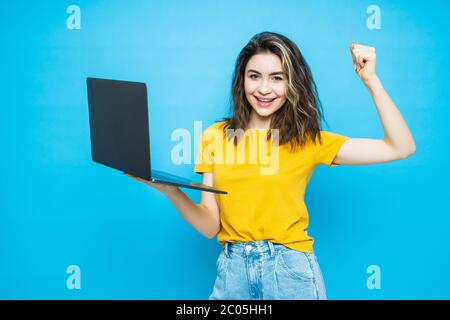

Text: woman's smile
xmin=254 ymin=95 xmax=278 ymax=108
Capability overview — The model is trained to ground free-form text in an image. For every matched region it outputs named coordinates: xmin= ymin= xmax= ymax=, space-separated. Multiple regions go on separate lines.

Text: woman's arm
xmin=333 ymin=43 xmax=416 ymax=165
xmin=125 ymin=172 xmax=220 ymax=239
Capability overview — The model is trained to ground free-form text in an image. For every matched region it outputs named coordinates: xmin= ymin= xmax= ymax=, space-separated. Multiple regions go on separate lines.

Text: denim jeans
xmin=208 ymin=240 xmax=327 ymax=300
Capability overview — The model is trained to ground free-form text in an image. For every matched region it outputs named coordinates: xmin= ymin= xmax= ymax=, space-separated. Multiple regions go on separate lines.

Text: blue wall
xmin=1 ymin=0 xmax=448 ymax=299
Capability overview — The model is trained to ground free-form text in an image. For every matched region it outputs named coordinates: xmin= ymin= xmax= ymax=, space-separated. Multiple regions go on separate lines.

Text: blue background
xmin=1 ymin=0 xmax=449 ymax=299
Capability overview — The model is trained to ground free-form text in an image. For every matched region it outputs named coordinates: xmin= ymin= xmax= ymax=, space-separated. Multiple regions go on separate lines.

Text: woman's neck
xmin=247 ymin=111 xmax=271 ymax=130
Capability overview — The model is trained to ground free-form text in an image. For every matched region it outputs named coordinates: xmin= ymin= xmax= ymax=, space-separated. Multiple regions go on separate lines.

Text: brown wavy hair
xmin=218 ymin=31 xmax=329 ymax=151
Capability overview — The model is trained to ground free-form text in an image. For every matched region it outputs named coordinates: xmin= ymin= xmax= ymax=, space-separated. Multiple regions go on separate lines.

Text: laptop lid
xmin=86 ymin=77 xmax=151 ymax=180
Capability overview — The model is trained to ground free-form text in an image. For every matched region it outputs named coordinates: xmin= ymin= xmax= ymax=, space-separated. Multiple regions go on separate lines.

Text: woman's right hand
xmin=124 ymin=173 xmax=180 ymax=196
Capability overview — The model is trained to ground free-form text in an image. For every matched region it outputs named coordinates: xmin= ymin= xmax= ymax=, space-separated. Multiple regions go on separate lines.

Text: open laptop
xmin=86 ymin=77 xmax=227 ymax=194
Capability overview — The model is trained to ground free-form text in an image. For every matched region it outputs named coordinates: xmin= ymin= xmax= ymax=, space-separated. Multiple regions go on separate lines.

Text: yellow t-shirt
xmin=193 ymin=120 xmax=350 ymax=253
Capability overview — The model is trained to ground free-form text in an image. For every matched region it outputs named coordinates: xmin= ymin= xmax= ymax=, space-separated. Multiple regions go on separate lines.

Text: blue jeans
xmin=208 ymin=240 xmax=327 ymax=300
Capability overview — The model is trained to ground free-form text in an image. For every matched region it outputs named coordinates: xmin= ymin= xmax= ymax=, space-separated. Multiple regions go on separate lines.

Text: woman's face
xmin=244 ymin=52 xmax=288 ymax=119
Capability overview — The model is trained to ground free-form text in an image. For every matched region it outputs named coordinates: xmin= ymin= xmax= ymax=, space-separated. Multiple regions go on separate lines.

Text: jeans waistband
xmin=223 ymin=240 xmax=285 ymax=258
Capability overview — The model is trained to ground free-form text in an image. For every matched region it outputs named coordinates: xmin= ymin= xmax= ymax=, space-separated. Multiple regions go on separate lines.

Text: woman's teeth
xmin=257 ymin=98 xmax=274 ymax=102
xmin=256 ymin=97 xmax=276 ymax=107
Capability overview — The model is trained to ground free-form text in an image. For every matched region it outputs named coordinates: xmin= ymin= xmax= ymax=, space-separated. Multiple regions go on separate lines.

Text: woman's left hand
xmin=350 ymin=42 xmax=377 ymax=85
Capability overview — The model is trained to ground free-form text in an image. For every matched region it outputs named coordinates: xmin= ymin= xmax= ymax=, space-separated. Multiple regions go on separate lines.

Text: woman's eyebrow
xmin=247 ymin=69 xmax=284 ymax=76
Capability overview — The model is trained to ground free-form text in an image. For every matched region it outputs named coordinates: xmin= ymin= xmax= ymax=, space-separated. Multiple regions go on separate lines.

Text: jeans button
xmin=245 ymin=245 xmax=252 ymax=253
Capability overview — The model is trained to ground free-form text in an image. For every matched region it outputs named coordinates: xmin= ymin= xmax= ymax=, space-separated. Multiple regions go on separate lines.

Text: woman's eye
xmin=249 ymin=74 xmax=283 ymax=81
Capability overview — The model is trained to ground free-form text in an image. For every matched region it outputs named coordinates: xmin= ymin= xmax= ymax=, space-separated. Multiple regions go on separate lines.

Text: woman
xmin=126 ymin=31 xmax=416 ymax=299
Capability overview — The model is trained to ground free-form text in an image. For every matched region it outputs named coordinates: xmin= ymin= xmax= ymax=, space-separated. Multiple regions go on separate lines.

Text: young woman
xmin=126 ymin=32 xmax=416 ymax=300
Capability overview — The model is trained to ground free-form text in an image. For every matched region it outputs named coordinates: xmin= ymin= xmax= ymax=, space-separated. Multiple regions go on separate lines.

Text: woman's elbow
xmin=205 ymin=226 xmax=220 ymax=239
xmin=401 ymin=144 xmax=416 ymax=159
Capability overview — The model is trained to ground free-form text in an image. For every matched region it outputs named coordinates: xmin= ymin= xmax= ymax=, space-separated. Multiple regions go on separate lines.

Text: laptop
xmin=86 ymin=77 xmax=227 ymax=194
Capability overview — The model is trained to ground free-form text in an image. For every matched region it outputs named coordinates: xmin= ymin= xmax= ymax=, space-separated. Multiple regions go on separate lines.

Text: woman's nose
xmin=257 ymin=80 xmax=272 ymax=94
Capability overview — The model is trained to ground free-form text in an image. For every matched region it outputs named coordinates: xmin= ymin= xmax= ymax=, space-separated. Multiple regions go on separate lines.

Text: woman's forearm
xmin=366 ymin=76 xmax=416 ymax=156
xmin=164 ymin=188 xmax=220 ymax=239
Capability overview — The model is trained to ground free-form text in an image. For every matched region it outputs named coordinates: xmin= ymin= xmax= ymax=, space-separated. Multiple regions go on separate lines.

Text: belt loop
xmin=224 ymin=243 xmax=229 ymax=258
xmin=268 ymin=241 xmax=274 ymax=257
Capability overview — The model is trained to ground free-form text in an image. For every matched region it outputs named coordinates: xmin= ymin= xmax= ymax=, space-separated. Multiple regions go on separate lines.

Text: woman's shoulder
xmin=203 ymin=120 xmax=228 ymax=133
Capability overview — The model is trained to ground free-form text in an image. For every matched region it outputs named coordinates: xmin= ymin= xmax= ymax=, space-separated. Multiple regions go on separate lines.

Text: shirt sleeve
xmin=193 ymin=128 xmax=215 ymax=174
xmin=314 ymin=130 xmax=350 ymax=167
